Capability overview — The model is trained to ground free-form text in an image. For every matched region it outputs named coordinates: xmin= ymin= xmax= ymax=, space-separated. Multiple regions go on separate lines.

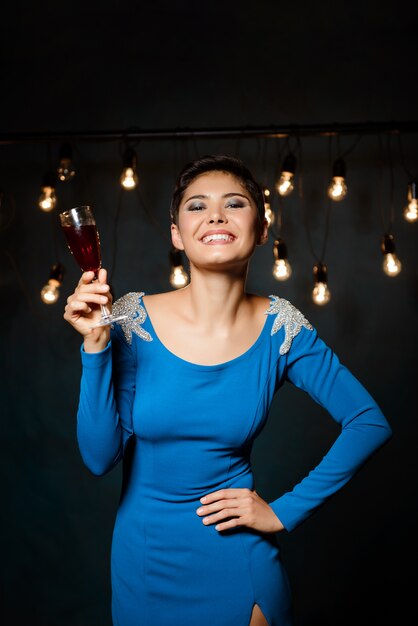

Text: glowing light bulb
xmin=273 ymin=259 xmax=292 ymax=280
xmin=272 ymin=239 xmax=292 ymax=281
xmin=169 ymin=247 xmax=189 ymax=289
xmin=265 ymin=206 xmax=274 ymax=227
xmin=57 ymin=143 xmax=76 ymax=182
xmin=41 ymin=280 xmax=60 ymax=303
xmin=382 ymin=253 xmax=402 ymax=276
xmin=312 ymin=263 xmax=331 ymax=305
xmin=120 ymin=148 xmax=138 ymax=190
xmin=403 ymin=181 xmax=418 ymax=222
xmin=327 ymin=176 xmax=347 ymax=201
xmin=381 ymin=234 xmax=402 ymax=277
xmin=276 ymin=153 xmax=297 ymax=197
xmin=170 ymin=265 xmax=189 ymax=288
xmin=277 ymin=172 xmax=294 ymax=196
xmin=38 ymin=172 xmax=57 ymax=212
xmin=39 ymin=188 xmax=57 ymax=211
xmin=263 ymin=188 xmax=275 ymax=226
xmin=121 ymin=167 xmax=138 ymax=189
xmin=40 ymin=264 xmax=65 ymax=304
xmin=327 ymin=159 xmax=347 ymax=201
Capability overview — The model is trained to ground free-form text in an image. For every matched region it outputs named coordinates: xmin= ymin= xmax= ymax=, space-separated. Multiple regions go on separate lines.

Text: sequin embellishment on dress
xmin=266 ymin=295 xmax=313 ymax=355
xmin=112 ymin=292 xmax=153 ymax=344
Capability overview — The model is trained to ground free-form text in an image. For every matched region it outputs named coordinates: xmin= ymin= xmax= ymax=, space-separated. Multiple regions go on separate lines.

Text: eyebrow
xmin=183 ymin=192 xmax=250 ymax=203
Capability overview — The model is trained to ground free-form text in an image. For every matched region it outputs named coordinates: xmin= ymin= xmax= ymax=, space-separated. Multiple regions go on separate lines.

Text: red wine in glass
xmin=62 ymin=224 xmax=101 ymax=273
xmin=59 ymin=205 xmax=128 ymax=328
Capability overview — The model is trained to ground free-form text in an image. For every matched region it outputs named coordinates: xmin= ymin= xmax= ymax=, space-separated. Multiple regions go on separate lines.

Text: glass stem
xmin=91 ymin=270 xmax=110 ymax=319
xmin=100 ymin=303 xmax=110 ymax=318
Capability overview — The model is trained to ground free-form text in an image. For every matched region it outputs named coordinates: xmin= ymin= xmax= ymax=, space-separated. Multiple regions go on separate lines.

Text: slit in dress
xmin=249 ymin=602 xmax=269 ymax=626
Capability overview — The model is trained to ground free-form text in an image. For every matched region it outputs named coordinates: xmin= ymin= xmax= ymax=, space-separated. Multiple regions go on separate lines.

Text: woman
xmin=64 ymin=155 xmax=392 ymax=626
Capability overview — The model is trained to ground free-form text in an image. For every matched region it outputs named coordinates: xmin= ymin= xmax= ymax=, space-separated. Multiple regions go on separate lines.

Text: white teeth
xmin=201 ymin=233 xmax=234 ymax=244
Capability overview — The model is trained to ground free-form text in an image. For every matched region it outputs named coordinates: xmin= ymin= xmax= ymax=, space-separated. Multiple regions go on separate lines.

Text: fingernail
xmin=200 ymin=496 xmax=207 ymax=503
xmin=196 ymin=507 xmax=204 ymax=514
xmin=203 ymin=518 xmax=209 ymax=524
xmin=101 ymin=297 xmax=108 ymax=303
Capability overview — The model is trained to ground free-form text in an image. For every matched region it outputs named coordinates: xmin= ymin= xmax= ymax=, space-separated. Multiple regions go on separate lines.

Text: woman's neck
xmin=177 ymin=264 xmax=251 ymax=330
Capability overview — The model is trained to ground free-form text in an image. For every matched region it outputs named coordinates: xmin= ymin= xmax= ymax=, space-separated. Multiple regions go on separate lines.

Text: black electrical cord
xmin=397 ymin=132 xmax=417 ymax=181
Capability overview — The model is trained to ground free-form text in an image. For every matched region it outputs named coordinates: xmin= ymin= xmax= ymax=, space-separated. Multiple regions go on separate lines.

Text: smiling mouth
xmin=200 ymin=233 xmax=236 ymax=244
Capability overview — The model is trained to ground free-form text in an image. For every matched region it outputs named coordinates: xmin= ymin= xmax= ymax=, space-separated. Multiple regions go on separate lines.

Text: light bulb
xmin=169 ymin=247 xmax=189 ymax=289
xmin=327 ymin=159 xmax=347 ymax=201
xmin=264 ymin=204 xmax=274 ymax=227
xmin=277 ymin=171 xmax=294 ymax=196
xmin=41 ymin=279 xmax=60 ymax=304
xmin=57 ymin=143 xmax=75 ymax=182
xmin=273 ymin=259 xmax=292 ymax=281
xmin=169 ymin=265 xmax=189 ymax=288
xmin=312 ymin=282 xmax=331 ymax=305
xmin=312 ymin=263 xmax=331 ymax=305
xmin=263 ymin=188 xmax=275 ymax=226
xmin=272 ymin=239 xmax=292 ymax=281
xmin=276 ymin=153 xmax=297 ymax=197
xmin=121 ymin=167 xmax=138 ymax=189
xmin=328 ymin=176 xmax=347 ymax=201
xmin=381 ymin=234 xmax=402 ymax=277
xmin=38 ymin=188 xmax=57 ymax=211
xmin=40 ymin=263 xmax=65 ymax=304
xmin=38 ymin=172 xmax=57 ymax=211
xmin=403 ymin=181 xmax=418 ymax=222
xmin=382 ymin=253 xmax=402 ymax=276
xmin=120 ymin=148 xmax=138 ymax=190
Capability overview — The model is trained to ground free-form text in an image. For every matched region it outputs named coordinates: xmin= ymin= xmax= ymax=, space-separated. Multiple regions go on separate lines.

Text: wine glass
xmin=59 ymin=205 xmax=128 ymax=328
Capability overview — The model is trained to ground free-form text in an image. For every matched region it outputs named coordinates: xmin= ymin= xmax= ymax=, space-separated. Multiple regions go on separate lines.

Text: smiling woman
xmin=63 ymin=154 xmax=392 ymax=626
xmin=170 ymin=166 xmax=268 ymax=281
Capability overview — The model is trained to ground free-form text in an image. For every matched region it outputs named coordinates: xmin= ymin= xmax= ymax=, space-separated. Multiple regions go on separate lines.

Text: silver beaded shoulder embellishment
xmin=112 ymin=292 xmax=153 ymax=344
xmin=265 ymin=295 xmax=313 ymax=355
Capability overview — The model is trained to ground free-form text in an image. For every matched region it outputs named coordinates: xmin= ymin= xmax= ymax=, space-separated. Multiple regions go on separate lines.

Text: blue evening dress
xmin=77 ymin=293 xmax=391 ymax=626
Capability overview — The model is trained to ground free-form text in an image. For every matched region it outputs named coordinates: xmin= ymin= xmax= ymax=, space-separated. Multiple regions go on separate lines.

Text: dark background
xmin=1 ymin=1 xmax=417 ymax=625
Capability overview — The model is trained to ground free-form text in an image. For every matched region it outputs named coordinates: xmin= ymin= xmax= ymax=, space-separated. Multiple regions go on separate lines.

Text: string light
xmin=327 ymin=158 xmax=348 ymax=201
xmin=38 ymin=172 xmax=57 ymax=212
xmin=403 ymin=181 xmax=418 ymax=222
xmin=57 ymin=143 xmax=76 ymax=182
xmin=169 ymin=247 xmax=189 ymax=289
xmin=263 ymin=188 xmax=275 ymax=227
xmin=276 ymin=153 xmax=297 ymax=197
xmin=312 ymin=263 xmax=331 ymax=305
xmin=381 ymin=234 xmax=402 ymax=277
xmin=40 ymin=263 xmax=65 ymax=304
xmin=1 ymin=124 xmax=414 ymax=308
xmin=272 ymin=239 xmax=292 ymax=281
xmin=120 ymin=147 xmax=138 ymax=190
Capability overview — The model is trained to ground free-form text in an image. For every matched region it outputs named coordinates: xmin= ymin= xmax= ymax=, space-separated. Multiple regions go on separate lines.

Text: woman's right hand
xmin=64 ymin=268 xmax=111 ymax=352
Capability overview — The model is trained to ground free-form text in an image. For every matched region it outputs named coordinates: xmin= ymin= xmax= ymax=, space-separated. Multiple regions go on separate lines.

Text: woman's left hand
xmin=196 ymin=488 xmax=284 ymax=533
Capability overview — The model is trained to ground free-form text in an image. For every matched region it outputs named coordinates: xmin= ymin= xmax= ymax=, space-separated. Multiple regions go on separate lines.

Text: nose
xmin=207 ymin=206 xmax=227 ymax=224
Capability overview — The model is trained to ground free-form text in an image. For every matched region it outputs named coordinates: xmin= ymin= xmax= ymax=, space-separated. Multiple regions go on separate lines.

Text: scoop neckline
xmin=141 ymin=296 xmax=271 ymax=371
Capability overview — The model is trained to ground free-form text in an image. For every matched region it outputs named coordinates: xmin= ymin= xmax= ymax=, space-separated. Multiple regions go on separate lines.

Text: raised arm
xmin=64 ymin=269 xmax=136 ymax=476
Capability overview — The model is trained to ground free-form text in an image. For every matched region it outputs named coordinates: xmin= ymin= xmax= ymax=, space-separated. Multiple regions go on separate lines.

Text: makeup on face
xmin=183 ymin=192 xmax=251 ymax=213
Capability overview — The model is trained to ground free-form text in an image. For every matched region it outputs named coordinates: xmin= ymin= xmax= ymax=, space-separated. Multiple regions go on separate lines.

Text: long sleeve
xmin=269 ymin=325 xmax=392 ymax=532
xmin=76 ymin=325 xmax=136 ymax=476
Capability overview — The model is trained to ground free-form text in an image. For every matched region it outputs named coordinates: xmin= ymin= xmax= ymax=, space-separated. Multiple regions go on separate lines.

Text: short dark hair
xmin=170 ymin=154 xmax=265 ymax=225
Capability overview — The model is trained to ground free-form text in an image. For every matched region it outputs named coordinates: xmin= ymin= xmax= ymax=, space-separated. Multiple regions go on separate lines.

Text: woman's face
xmin=171 ymin=171 xmax=268 ymax=271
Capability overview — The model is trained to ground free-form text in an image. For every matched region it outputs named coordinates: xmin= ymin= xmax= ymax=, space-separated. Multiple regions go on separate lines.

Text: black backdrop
xmin=1 ymin=2 xmax=417 ymax=625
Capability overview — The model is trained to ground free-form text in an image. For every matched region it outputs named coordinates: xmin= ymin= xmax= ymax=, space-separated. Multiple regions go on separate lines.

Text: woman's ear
xmin=257 ymin=218 xmax=269 ymax=246
xmin=171 ymin=223 xmax=185 ymax=251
